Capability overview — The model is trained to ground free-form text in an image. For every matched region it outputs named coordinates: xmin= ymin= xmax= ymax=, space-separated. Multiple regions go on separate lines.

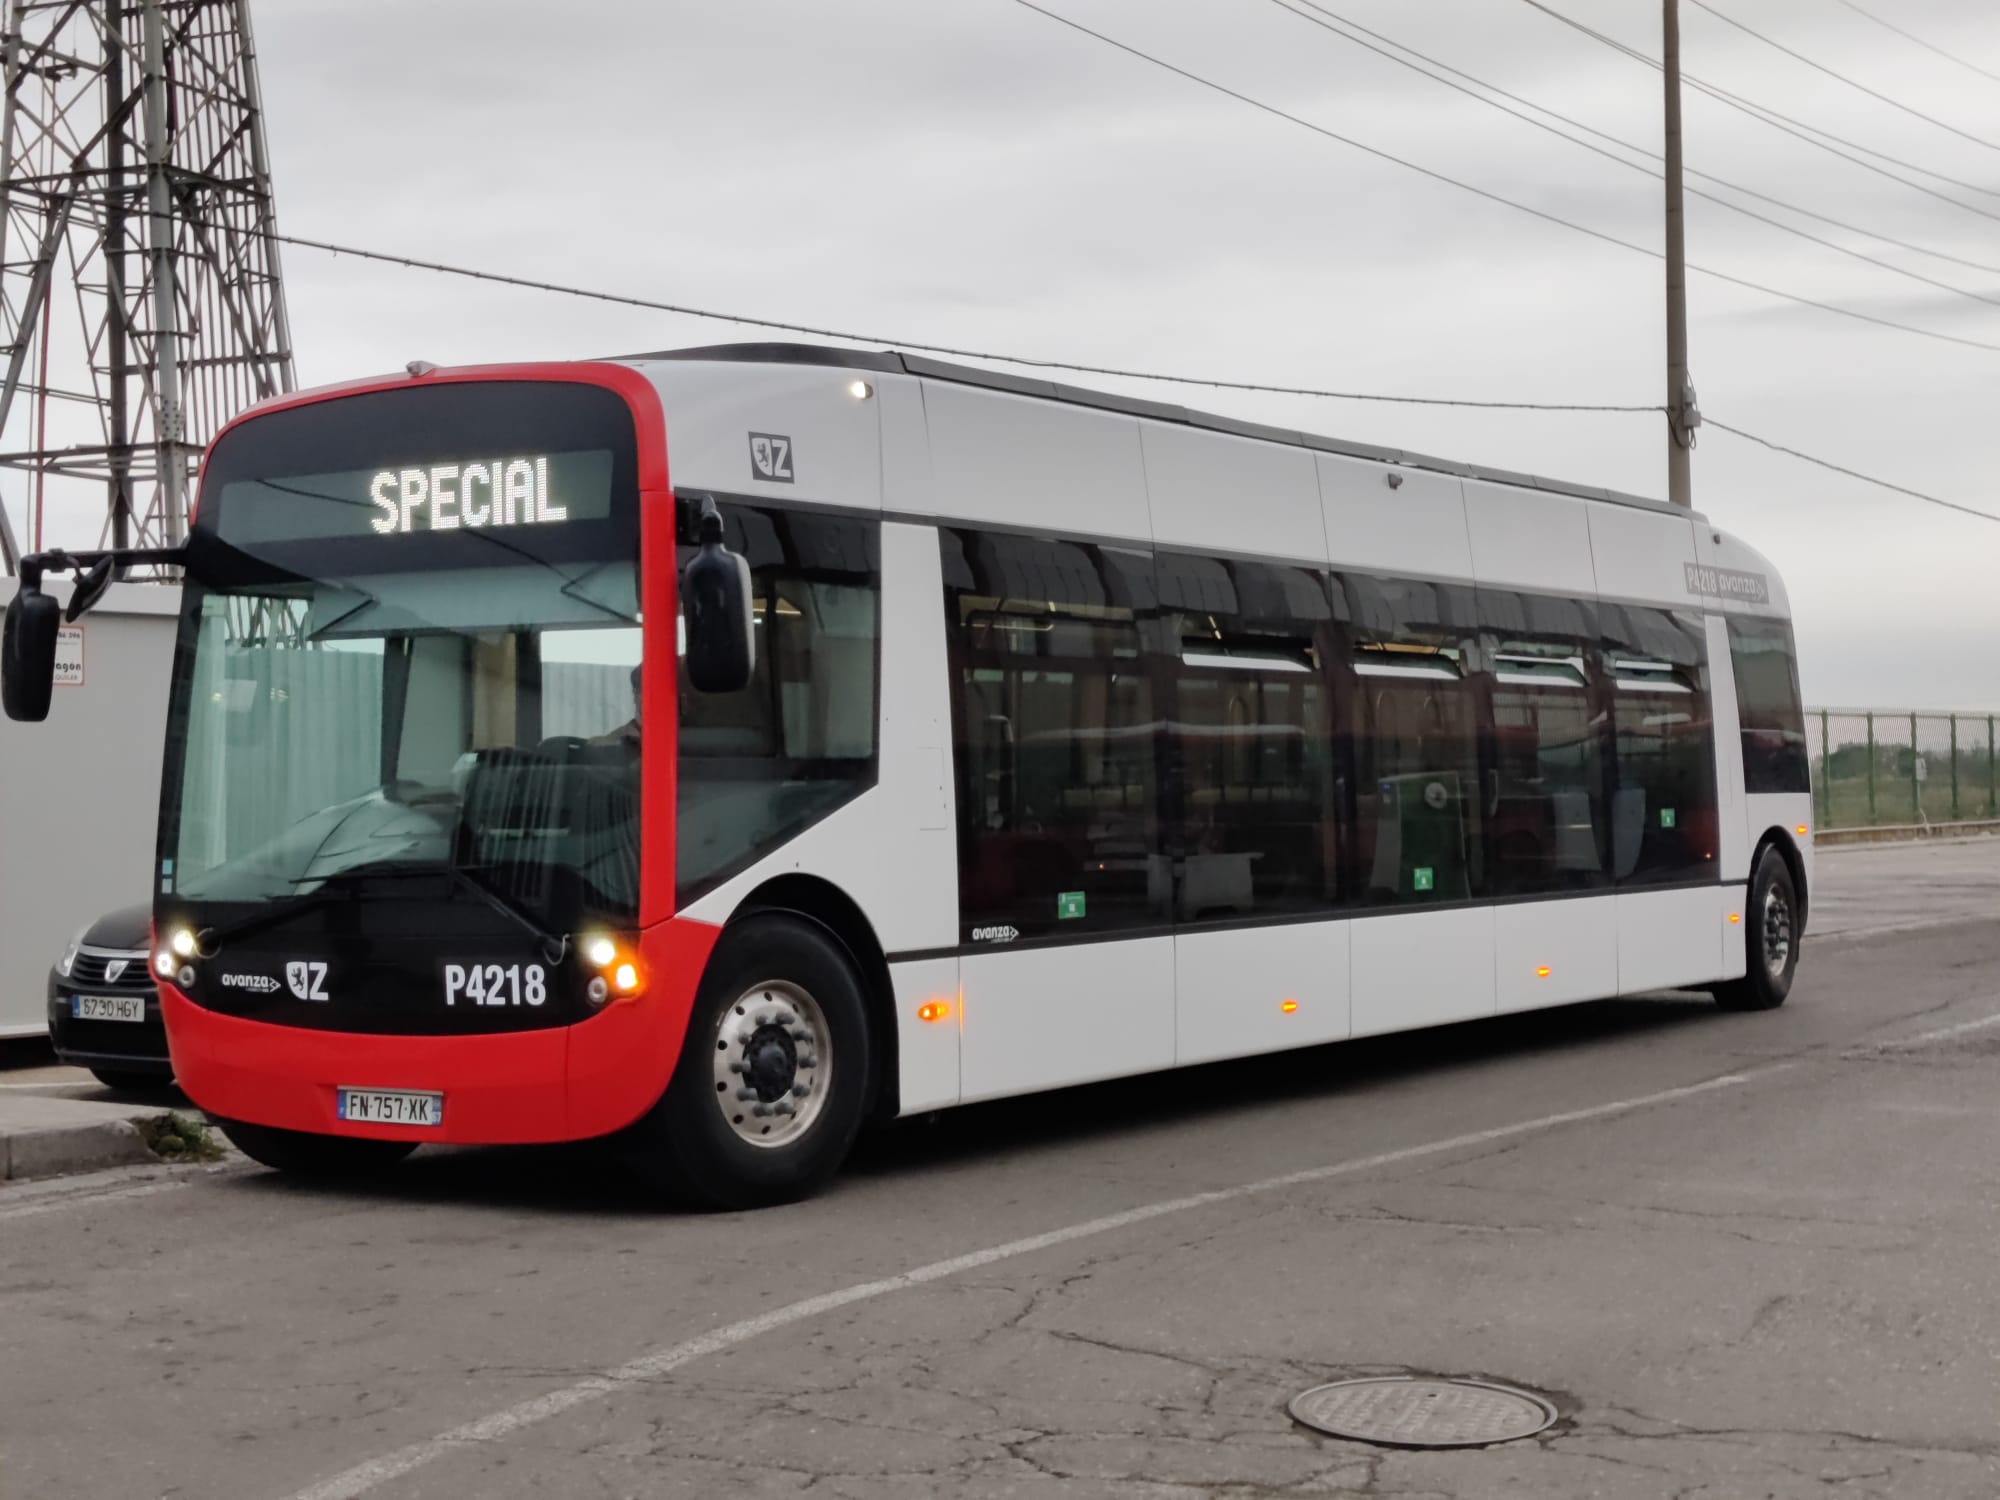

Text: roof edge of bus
xmin=614 ymin=341 xmax=1702 ymax=523
xmin=215 ymin=360 xmax=660 ymax=439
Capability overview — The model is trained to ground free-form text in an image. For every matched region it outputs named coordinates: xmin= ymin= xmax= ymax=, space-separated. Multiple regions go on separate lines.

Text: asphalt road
xmin=3 ymin=842 xmax=1999 ymax=1499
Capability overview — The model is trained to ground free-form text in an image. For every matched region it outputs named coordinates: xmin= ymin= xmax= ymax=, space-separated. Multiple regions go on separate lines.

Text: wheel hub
xmin=744 ymin=1027 xmax=798 ymax=1102
xmin=711 ymin=980 xmax=832 ymax=1149
xmin=1763 ymin=887 xmax=1793 ymax=975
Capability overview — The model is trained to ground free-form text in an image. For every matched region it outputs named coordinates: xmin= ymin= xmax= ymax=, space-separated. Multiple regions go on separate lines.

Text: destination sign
xmin=215 ymin=449 xmax=614 ymax=546
xmin=370 ymin=457 xmax=572 ymax=535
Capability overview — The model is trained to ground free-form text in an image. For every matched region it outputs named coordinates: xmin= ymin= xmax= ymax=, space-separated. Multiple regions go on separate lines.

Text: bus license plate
xmin=337 ymin=1088 xmax=443 ymax=1128
xmin=73 ymin=994 xmax=146 ymax=1023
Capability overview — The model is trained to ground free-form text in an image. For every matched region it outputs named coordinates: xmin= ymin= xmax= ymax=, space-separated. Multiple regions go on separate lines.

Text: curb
xmin=0 ymin=1119 xmax=157 ymax=1182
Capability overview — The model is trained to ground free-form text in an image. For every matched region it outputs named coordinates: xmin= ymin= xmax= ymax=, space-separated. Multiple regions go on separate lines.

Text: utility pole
xmin=1663 ymin=0 xmax=1698 ymax=507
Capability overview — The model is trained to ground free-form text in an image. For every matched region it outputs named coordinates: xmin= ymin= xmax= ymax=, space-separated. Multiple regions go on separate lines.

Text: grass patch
xmin=135 ymin=1112 xmax=224 ymax=1164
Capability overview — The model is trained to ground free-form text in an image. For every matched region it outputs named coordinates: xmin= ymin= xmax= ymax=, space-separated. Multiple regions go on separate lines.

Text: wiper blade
xmin=294 ymin=862 xmax=570 ymax=964
xmin=198 ymin=880 xmax=397 ymax=950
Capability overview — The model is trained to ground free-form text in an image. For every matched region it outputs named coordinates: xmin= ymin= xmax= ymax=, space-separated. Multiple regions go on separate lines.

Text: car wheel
xmin=622 ymin=913 xmax=873 ymax=1210
xmin=216 ymin=1119 xmax=418 ymax=1176
xmin=1713 ymin=846 xmax=1799 ymax=1012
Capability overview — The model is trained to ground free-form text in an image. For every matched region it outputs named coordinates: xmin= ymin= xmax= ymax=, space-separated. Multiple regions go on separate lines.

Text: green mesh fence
xmin=1809 ymin=710 xmax=2000 ymax=830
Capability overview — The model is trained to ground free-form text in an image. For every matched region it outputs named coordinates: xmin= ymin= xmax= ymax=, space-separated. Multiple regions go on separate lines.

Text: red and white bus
xmin=0 ymin=344 xmax=1814 ymax=1207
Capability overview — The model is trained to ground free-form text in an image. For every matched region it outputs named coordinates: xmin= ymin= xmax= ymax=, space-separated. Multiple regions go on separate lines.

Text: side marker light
xmin=1729 ymin=912 xmax=1742 ymax=924
xmin=1281 ymin=999 xmax=1299 ymax=1014
xmin=918 ymin=1000 xmax=952 ymax=1023
xmin=1535 ymin=966 xmax=1551 ymax=978
xmin=1797 ymin=824 xmax=1809 ymax=836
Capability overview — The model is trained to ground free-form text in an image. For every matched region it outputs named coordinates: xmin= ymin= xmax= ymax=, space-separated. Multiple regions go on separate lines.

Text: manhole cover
xmin=1289 ymin=1376 xmax=1557 ymax=1448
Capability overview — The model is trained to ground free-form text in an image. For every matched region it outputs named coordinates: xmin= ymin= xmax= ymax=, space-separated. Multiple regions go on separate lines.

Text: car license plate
xmin=336 ymin=1088 xmax=444 ymax=1127
xmin=73 ymin=994 xmax=146 ymax=1023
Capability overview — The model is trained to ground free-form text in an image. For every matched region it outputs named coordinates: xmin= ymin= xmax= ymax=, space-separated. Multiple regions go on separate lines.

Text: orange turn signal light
xmin=612 ymin=961 xmax=641 ymax=994
xmin=1796 ymin=824 xmax=1809 ymax=836
xmin=1280 ymin=999 xmax=1300 ymax=1014
xmin=1535 ymin=966 xmax=1552 ymax=978
xmin=917 ymin=1000 xmax=952 ymax=1023
xmin=1729 ymin=912 xmax=1742 ymax=924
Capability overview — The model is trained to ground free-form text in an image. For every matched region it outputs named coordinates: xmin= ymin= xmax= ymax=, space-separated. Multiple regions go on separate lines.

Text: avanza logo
xmin=970 ymin=925 xmax=1020 ymax=944
xmin=219 ymin=972 xmax=281 ymax=993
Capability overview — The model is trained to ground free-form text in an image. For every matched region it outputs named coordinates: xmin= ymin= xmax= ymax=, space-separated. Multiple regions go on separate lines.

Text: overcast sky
xmin=48 ymin=0 xmax=2000 ymax=706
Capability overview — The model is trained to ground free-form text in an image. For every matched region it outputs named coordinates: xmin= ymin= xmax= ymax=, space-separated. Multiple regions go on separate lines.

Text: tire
xmin=1713 ymin=846 xmax=1799 ymax=1012
xmin=88 ymin=1067 xmax=173 ymax=1094
xmin=216 ymin=1119 xmax=418 ymax=1177
xmin=622 ymin=913 xmax=874 ymax=1210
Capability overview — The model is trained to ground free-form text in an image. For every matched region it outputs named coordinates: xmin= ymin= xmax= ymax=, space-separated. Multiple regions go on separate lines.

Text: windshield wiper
xmin=292 ymin=862 xmax=571 ymax=965
xmin=192 ymin=879 xmax=400 ymax=951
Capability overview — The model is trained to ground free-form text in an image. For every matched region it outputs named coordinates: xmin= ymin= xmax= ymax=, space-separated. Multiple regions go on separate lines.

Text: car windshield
xmin=158 ymin=380 xmax=644 ymax=931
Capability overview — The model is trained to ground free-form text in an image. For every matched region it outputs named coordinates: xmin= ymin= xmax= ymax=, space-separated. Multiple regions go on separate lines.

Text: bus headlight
xmin=169 ymin=926 xmax=198 ymax=958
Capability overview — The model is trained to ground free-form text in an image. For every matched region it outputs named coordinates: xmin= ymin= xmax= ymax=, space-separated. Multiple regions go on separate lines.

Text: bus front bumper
xmin=159 ymin=921 xmax=721 ymax=1145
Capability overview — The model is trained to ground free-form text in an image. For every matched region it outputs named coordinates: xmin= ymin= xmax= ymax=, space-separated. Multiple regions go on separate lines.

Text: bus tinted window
xmin=1340 ymin=572 xmax=1484 ymax=905
xmin=1481 ymin=590 xmax=1609 ymax=895
xmin=676 ymin=502 xmax=879 ymax=907
xmin=1160 ymin=552 xmax=1341 ymax=922
xmin=1726 ymin=616 xmax=1811 ymax=795
xmin=1602 ymin=605 xmax=1716 ymax=883
xmin=942 ymin=529 xmax=1167 ymax=942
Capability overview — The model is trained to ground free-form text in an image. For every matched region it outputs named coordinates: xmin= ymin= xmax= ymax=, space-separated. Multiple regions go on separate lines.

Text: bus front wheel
xmin=216 ymin=1120 xmax=418 ymax=1177
xmin=625 ymin=913 xmax=873 ymax=1210
xmin=1713 ymin=845 xmax=1799 ymax=1012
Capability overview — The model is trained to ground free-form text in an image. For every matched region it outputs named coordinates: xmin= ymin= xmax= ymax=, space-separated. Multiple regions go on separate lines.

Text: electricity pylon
xmin=0 ymin=0 xmax=294 ymax=571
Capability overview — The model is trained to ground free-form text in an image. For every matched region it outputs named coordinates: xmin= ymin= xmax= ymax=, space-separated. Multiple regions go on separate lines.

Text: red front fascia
xmin=168 ymin=362 xmax=723 ymax=1144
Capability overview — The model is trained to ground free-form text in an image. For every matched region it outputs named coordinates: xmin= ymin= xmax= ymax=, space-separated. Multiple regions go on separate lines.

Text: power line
xmin=1688 ymin=0 xmax=2000 ymax=154
xmin=1513 ymin=0 xmax=2000 ymax=214
xmin=1264 ymin=0 xmax=2000 ymax=310
xmin=1705 ymin=420 xmax=2000 ymax=524
xmin=1833 ymin=0 xmax=2000 ymax=89
xmin=277 ymin=235 xmax=2000 ymax=527
xmin=267 ymin=232 xmax=1660 ymax=413
xmin=1007 ymin=0 xmax=2000 ymax=354
xmin=1274 ymin=0 xmax=2000 ymax=276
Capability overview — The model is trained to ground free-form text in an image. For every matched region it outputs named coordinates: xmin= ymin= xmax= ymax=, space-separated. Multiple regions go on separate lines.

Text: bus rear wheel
xmin=1713 ymin=845 xmax=1798 ymax=1012
xmin=216 ymin=1120 xmax=418 ymax=1177
xmin=624 ymin=914 xmax=873 ymax=1211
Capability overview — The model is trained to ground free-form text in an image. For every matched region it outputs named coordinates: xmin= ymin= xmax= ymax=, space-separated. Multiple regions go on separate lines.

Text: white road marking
xmin=0 ymin=1179 xmax=185 ymax=1222
xmin=1866 ymin=1008 xmax=2000 ymax=1051
xmin=0 ymin=1160 xmax=248 ymax=1222
xmin=287 ymin=1066 xmax=1772 ymax=1500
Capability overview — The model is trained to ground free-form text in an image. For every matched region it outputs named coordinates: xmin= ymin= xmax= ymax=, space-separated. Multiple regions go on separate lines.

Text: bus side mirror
xmin=681 ymin=498 xmax=755 ymax=694
xmin=2 ymin=570 xmax=60 ymax=722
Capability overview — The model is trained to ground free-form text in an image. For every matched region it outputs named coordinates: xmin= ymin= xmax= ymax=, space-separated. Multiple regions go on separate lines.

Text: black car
xmin=48 ymin=903 xmax=174 ymax=1091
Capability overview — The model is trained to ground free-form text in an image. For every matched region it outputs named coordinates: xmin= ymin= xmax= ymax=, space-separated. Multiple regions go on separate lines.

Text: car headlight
xmin=55 ymin=925 xmax=87 ymax=979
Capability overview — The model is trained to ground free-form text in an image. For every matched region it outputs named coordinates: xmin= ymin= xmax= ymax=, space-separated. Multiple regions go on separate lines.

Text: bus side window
xmin=675 ymin=500 xmax=880 ymax=909
xmin=1601 ymin=604 xmax=1717 ymax=883
xmin=1339 ymin=571 xmax=1484 ymax=905
xmin=1157 ymin=551 xmax=1340 ymax=923
xmin=1479 ymin=588 xmax=1609 ymax=897
xmin=941 ymin=528 xmax=1167 ymax=943
xmin=1725 ymin=615 xmax=1810 ymax=795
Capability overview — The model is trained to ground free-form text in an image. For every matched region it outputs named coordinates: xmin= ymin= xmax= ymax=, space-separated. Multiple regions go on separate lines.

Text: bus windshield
xmin=158 ymin=380 xmax=643 ymax=933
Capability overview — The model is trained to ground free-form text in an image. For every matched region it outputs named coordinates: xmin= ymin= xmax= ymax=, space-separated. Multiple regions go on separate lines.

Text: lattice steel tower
xmin=0 ymin=0 xmax=293 ymax=570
